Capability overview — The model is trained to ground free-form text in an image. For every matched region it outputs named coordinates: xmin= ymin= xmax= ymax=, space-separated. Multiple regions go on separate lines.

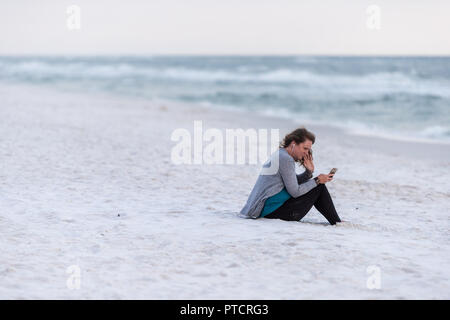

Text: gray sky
xmin=1 ymin=0 xmax=449 ymax=55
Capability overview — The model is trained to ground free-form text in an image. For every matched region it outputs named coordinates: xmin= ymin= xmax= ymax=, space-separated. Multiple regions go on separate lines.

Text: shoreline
xmin=2 ymin=81 xmax=450 ymax=155
xmin=168 ymin=92 xmax=450 ymax=163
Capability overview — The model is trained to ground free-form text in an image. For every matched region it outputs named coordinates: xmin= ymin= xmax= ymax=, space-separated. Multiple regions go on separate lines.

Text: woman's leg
xmin=264 ymin=184 xmax=341 ymax=225
xmin=264 ymin=185 xmax=322 ymax=222
xmin=313 ymin=184 xmax=341 ymax=224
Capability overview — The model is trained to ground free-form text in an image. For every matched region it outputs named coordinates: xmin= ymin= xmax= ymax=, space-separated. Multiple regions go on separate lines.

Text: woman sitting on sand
xmin=239 ymin=127 xmax=342 ymax=225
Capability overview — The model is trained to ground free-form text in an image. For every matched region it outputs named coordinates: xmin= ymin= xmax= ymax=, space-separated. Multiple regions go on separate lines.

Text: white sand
xmin=0 ymin=83 xmax=449 ymax=299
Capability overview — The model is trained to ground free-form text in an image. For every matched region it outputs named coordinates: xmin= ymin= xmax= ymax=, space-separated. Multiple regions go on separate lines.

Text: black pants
xmin=263 ymin=184 xmax=341 ymax=225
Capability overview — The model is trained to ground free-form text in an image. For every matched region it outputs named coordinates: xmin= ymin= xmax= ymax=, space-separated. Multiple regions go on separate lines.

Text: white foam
xmin=2 ymin=59 xmax=449 ymax=99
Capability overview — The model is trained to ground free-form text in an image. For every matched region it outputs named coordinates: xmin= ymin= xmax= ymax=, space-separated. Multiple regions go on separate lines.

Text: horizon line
xmin=1 ymin=53 xmax=449 ymax=58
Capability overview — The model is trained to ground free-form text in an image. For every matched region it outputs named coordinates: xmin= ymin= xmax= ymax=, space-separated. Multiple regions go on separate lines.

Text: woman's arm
xmin=297 ymin=168 xmax=313 ymax=184
xmin=279 ymin=156 xmax=317 ymax=198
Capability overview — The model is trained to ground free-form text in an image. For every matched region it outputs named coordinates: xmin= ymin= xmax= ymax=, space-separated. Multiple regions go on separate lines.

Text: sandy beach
xmin=0 ymin=83 xmax=449 ymax=299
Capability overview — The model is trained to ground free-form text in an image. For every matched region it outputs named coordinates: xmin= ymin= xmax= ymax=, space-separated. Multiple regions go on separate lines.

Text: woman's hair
xmin=279 ymin=127 xmax=316 ymax=166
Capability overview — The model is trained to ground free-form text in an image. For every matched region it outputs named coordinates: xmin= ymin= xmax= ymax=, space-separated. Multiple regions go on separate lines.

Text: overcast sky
xmin=1 ymin=0 xmax=449 ymax=55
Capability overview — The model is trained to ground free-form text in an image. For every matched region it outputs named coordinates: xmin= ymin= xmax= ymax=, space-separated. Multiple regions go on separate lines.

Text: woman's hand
xmin=317 ymin=173 xmax=334 ymax=184
xmin=303 ymin=152 xmax=314 ymax=172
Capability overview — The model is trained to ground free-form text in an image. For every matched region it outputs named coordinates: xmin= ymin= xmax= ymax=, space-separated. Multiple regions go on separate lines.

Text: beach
xmin=0 ymin=82 xmax=449 ymax=299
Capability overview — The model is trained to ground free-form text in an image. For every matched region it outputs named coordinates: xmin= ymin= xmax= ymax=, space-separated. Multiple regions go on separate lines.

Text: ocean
xmin=1 ymin=55 xmax=449 ymax=143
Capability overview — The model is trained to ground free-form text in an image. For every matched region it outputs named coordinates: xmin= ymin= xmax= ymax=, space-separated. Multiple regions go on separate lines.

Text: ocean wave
xmin=149 ymin=95 xmax=450 ymax=144
xmin=419 ymin=125 xmax=450 ymax=140
xmin=0 ymin=61 xmax=415 ymax=83
xmin=1 ymin=57 xmax=449 ymax=144
xmin=0 ymin=58 xmax=448 ymax=89
xmin=2 ymin=59 xmax=449 ymax=100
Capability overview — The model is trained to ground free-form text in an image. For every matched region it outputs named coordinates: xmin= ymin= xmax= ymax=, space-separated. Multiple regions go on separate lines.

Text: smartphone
xmin=329 ymin=168 xmax=338 ymax=175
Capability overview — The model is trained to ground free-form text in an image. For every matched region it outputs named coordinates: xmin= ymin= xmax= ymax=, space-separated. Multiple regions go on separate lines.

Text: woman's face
xmin=292 ymin=139 xmax=313 ymax=161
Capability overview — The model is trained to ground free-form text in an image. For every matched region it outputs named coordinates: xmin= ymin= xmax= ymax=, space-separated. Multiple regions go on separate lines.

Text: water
xmin=1 ymin=55 xmax=449 ymax=143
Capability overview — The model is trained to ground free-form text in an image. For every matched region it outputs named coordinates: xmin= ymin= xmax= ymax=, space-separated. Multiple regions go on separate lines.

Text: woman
xmin=239 ymin=127 xmax=342 ymax=225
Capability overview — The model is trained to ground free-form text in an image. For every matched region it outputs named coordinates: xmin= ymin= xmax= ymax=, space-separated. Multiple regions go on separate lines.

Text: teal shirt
xmin=260 ymin=188 xmax=291 ymax=217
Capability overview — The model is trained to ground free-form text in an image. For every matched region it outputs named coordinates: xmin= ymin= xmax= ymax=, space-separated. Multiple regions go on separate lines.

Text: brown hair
xmin=279 ymin=127 xmax=315 ymax=165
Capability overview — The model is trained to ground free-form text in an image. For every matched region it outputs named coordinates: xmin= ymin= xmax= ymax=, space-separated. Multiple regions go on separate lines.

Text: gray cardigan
xmin=239 ymin=148 xmax=317 ymax=219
